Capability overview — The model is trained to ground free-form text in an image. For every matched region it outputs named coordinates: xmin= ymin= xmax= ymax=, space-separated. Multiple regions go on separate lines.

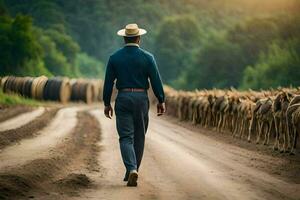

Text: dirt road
xmin=77 ymin=109 xmax=300 ymax=200
xmin=0 ymin=105 xmax=299 ymax=200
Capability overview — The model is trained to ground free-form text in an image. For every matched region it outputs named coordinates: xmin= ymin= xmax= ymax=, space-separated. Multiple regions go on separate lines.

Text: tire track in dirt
xmin=0 ymin=110 xmax=102 ymax=200
xmin=0 ymin=107 xmax=59 ymax=150
xmin=0 ymin=106 xmax=34 ymax=123
xmin=0 ymin=107 xmax=83 ymax=170
xmin=0 ymin=107 xmax=45 ymax=132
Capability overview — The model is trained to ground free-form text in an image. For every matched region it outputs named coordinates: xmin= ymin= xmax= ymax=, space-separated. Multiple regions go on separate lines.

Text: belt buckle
xmin=131 ymin=88 xmax=134 ymax=92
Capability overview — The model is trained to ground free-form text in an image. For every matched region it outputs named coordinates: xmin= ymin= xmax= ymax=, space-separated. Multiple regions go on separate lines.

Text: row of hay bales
xmin=0 ymin=76 xmax=103 ymax=104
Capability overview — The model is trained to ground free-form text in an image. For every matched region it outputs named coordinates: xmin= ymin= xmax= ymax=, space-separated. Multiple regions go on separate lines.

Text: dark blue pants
xmin=115 ymin=91 xmax=149 ymax=172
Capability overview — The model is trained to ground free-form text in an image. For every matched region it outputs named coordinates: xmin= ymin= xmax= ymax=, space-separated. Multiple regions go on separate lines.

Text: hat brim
xmin=117 ymin=28 xmax=147 ymax=37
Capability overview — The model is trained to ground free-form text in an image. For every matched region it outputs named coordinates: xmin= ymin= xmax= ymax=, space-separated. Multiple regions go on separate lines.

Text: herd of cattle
xmin=164 ymin=86 xmax=300 ymax=155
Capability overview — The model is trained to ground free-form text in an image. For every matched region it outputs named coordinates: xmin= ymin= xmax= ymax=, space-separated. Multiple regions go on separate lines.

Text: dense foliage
xmin=1 ymin=0 xmax=299 ymax=89
xmin=0 ymin=0 xmax=104 ymax=78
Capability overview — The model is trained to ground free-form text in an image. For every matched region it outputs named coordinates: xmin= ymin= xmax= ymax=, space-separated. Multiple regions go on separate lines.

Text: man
xmin=103 ymin=23 xmax=166 ymax=187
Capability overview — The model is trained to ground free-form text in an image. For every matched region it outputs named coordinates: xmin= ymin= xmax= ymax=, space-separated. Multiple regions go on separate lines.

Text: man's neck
xmin=125 ymin=43 xmax=139 ymax=47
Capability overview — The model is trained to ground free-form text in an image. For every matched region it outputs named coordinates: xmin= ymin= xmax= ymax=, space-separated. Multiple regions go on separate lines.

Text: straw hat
xmin=117 ymin=23 xmax=147 ymax=37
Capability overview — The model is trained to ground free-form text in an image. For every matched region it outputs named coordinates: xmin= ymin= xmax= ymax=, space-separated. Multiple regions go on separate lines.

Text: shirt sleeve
xmin=103 ymin=56 xmax=116 ymax=106
xmin=148 ymin=55 xmax=165 ymax=103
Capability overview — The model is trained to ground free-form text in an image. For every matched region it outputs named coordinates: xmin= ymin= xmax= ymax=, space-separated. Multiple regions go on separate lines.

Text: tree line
xmin=0 ymin=0 xmax=299 ymax=90
xmin=0 ymin=0 xmax=104 ymax=78
xmin=167 ymin=14 xmax=300 ymax=90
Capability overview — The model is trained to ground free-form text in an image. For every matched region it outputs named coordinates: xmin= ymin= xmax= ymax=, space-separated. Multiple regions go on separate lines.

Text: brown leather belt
xmin=120 ymin=88 xmax=146 ymax=92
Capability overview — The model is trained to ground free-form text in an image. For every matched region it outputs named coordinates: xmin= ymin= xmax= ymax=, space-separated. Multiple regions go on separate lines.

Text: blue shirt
xmin=103 ymin=44 xmax=165 ymax=106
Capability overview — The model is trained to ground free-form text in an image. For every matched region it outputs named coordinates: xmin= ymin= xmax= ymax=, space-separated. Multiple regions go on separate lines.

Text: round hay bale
xmin=36 ymin=78 xmax=48 ymax=100
xmin=85 ymin=83 xmax=93 ymax=104
xmin=0 ymin=76 xmax=8 ymax=91
xmin=43 ymin=77 xmax=71 ymax=103
xmin=3 ymin=76 xmax=16 ymax=93
xmin=10 ymin=76 xmax=18 ymax=93
xmin=31 ymin=76 xmax=48 ymax=99
xmin=31 ymin=77 xmax=40 ymax=99
xmin=15 ymin=77 xmax=25 ymax=94
xmin=3 ymin=76 xmax=10 ymax=93
xmin=90 ymin=84 xmax=96 ymax=102
xmin=59 ymin=78 xmax=71 ymax=103
xmin=21 ymin=77 xmax=34 ymax=98
xmin=71 ymin=81 xmax=93 ymax=104
xmin=43 ymin=78 xmax=57 ymax=101
xmin=4 ymin=76 xmax=11 ymax=93
xmin=98 ymin=79 xmax=104 ymax=101
xmin=90 ymin=79 xmax=103 ymax=102
xmin=14 ymin=77 xmax=21 ymax=94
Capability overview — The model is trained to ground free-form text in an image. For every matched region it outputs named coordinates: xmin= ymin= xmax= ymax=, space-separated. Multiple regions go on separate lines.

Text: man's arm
xmin=148 ymin=55 xmax=166 ymax=115
xmin=103 ymin=56 xmax=116 ymax=118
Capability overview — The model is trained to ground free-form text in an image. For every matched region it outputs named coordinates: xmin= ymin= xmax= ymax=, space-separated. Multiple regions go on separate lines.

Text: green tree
xmin=180 ymin=31 xmax=244 ymax=89
xmin=45 ymin=29 xmax=80 ymax=64
xmin=241 ymin=41 xmax=300 ymax=89
xmin=5 ymin=0 xmax=66 ymax=29
xmin=0 ymin=15 xmax=50 ymax=76
xmin=35 ymin=28 xmax=71 ymax=76
xmin=75 ymin=53 xmax=104 ymax=78
xmin=228 ymin=17 xmax=279 ymax=66
xmin=154 ymin=16 xmax=200 ymax=84
xmin=0 ymin=0 xmax=8 ymax=16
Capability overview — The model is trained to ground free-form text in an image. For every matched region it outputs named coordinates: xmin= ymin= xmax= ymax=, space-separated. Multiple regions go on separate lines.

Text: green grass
xmin=0 ymin=89 xmax=41 ymax=106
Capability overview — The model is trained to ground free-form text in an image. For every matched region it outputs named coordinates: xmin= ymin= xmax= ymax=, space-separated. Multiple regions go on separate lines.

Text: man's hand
xmin=104 ymin=105 xmax=113 ymax=119
xmin=157 ymin=102 xmax=166 ymax=116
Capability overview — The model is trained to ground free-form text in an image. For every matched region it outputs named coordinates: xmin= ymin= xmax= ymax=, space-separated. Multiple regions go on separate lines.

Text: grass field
xmin=0 ymin=89 xmax=40 ymax=106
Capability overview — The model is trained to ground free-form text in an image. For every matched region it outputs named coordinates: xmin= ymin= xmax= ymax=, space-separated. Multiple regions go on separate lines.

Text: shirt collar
xmin=125 ymin=43 xmax=140 ymax=47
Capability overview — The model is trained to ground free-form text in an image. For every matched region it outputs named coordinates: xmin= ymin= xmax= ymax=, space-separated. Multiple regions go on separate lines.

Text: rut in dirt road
xmin=0 ymin=106 xmax=84 ymax=169
xmin=73 ymin=109 xmax=300 ymax=200
xmin=0 ymin=107 xmax=45 ymax=132
xmin=0 ymin=108 xmax=102 ymax=200
xmin=0 ymin=107 xmax=58 ymax=149
xmin=0 ymin=106 xmax=34 ymax=123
